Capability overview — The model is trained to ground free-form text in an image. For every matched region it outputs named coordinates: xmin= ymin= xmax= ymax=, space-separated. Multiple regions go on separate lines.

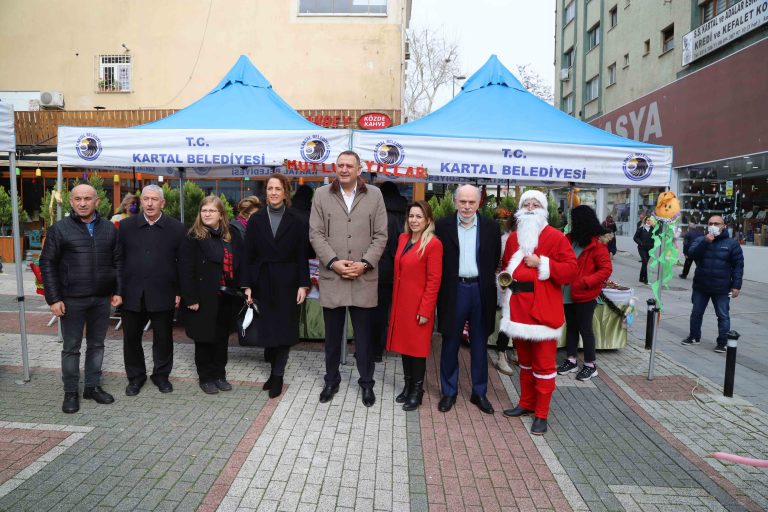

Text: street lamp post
xmin=452 ymin=75 xmax=467 ymax=98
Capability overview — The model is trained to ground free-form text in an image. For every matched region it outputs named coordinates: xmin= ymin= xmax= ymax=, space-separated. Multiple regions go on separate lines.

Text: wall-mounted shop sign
xmin=358 ymin=112 xmax=392 ymax=130
xmin=682 ymin=0 xmax=768 ymax=66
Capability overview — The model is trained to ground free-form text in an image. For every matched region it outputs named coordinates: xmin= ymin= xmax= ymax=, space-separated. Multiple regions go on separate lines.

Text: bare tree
xmin=403 ymin=27 xmax=462 ymax=121
xmin=513 ymin=64 xmax=554 ymax=104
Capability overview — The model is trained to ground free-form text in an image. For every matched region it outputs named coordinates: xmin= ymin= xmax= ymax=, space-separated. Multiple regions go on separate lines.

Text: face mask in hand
xmin=707 ymin=225 xmax=721 ymax=236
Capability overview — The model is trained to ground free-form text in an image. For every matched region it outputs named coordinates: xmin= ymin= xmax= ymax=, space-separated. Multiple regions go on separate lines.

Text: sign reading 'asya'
xmin=682 ymin=0 xmax=768 ymax=66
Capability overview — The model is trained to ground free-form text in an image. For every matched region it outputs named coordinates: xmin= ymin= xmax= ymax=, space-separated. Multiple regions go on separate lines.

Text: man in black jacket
xmin=40 ymin=184 xmax=122 ymax=414
xmin=679 ymin=221 xmax=703 ymax=279
xmin=435 ymin=185 xmax=501 ymax=414
xmin=118 ymin=185 xmax=185 ymax=396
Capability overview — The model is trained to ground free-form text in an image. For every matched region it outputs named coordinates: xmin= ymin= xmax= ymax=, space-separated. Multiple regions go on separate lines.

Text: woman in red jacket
xmin=387 ymin=200 xmax=443 ymax=411
xmin=557 ymin=205 xmax=612 ymax=381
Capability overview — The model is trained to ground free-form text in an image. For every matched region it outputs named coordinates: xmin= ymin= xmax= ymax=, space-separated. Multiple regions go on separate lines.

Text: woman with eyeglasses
xmin=242 ymin=173 xmax=310 ymax=398
xmin=179 ymin=196 xmax=244 ymax=394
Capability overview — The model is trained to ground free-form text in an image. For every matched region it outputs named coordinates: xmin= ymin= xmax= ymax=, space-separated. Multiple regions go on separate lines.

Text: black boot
xmin=268 ymin=376 xmax=284 ymax=399
xmin=402 ymin=380 xmax=424 ymax=411
xmin=396 ymin=355 xmax=412 ymax=403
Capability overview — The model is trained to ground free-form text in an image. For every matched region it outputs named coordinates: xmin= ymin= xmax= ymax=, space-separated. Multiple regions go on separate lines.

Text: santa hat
xmin=518 ymin=189 xmax=548 ymax=209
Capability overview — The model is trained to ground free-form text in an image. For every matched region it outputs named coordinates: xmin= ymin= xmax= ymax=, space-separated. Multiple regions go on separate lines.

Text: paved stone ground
xmin=1 ymin=258 xmax=767 ymax=511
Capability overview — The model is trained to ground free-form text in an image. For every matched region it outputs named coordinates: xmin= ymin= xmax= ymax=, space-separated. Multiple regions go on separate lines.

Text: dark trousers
xmin=401 ymin=354 xmax=426 ymax=382
xmin=122 ymin=308 xmax=175 ymax=384
xmin=193 ymin=296 xmax=233 ymax=383
xmin=440 ymin=281 xmax=488 ymax=397
xmin=689 ymin=289 xmax=730 ymax=347
xmin=681 ymin=256 xmax=694 ymax=277
xmin=60 ymin=296 xmax=111 ymax=392
xmin=265 ymin=346 xmax=290 ymax=377
xmin=564 ymin=301 xmax=598 ymax=363
xmin=639 ymin=248 xmax=650 ymax=282
xmin=373 ymin=282 xmax=394 ymax=357
xmin=496 ymin=331 xmax=510 ymax=352
xmin=323 ymin=306 xmax=375 ymax=390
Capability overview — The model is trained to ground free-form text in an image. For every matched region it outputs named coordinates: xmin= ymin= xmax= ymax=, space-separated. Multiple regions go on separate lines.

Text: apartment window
xmin=587 ymin=23 xmax=601 ymax=50
xmin=586 ymin=75 xmax=600 ymax=102
xmin=96 ymin=55 xmax=131 ymax=92
xmin=564 ymin=0 xmax=576 ymax=24
xmin=563 ymin=47 xmax=574 ymax=68
xmin=609 ymin=6 xmax=618 ymax=28
xmin=701 ymin=0 xmax=735 ymax=22
xmin=643 ymin=39 xmax=651 ymax=55
xmin=298 ymin=0 xmax=387 ymax=15
xmin=661 ymin=24 xmax=674 ymax=53
xmin=623 ymin=53 xmax=630 ymax=67
xmin=607 ymin=63 xmax=616 ymax=85
xmin=563 ymin=94 xmax=574 ymax=115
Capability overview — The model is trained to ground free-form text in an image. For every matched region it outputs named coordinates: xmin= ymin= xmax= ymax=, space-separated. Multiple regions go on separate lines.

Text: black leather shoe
xmin=62 ymin=392 xmax=79 ymax=414
xmin=470 ymin=394 xmax=494 ymax=414
xmin=319 ymin=383 xmax=339 ymax=403
xmin=125 ymin=379 xmax=145 ymax=396
xmin=215 ymin=379 xmax=233 ymax=391
xmin=503 ymin=405 xmax=534 ymax=417
xmin=83 ymin=386 xmax=114 ymax=404
xmin=531 ymin=417 xmax=548 ymax=435
xmin=262 ymin=375 xmax=274 ymax=391
xmin=268 ymin=377 xmax=283 ymax=399
xmin=199 ymin=381 xmax=219 ymax=394
xmin=362 ymin=388 xmax=376 ymax=407
xmin=152 ymin=377 xmax=173 ymax=394
xmin=438 ymin=395 xmax=456 ymax=412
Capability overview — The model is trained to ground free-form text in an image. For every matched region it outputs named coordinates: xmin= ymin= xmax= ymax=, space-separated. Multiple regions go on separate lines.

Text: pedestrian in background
xmin=373 ymin=181 xmax=407 ymax=362
xmin=387 ymin=200 xmax=442 ymax=411
xmin=679 ymin=221 xmax=704 ymax=279
xmin=40 ymin=184 xmax=122 ymax=414
xmin=179 ymin=196 xmax=244 ymax=394
xmin=229 ymin=195 xmax=260 ymax=238
xmin=309 ymin=151 xmax=388 ymax=407
xmin=110 ymin=193 xmax=139 ymax=226
xmin=601 ymin=215 xmax=618 ymax=257
xmin=633 ymin=216 xmax=655 ymax=284
xmin=242 ymin=174 xmax=310 ymax=399
xmin=681 ymin=215 xmax=743 ymax=353
xmin=118 ymin=185 xmax=185 ymax=396
xmin=557 ymin=205 xmax=612 ymax=381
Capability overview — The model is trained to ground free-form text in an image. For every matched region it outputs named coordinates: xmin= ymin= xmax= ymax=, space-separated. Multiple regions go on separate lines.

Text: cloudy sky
xmin=409 ymin=0 xmax=556 ymax=109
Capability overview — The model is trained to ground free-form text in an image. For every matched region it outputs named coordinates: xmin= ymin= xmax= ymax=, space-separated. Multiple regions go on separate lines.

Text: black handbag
xmin=236 ymin=301 xmax=260 ymax=347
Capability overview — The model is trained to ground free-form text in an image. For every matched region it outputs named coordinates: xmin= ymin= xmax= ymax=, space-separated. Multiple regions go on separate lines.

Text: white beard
xmin=515 ymin=208 xmax=548 ymax=254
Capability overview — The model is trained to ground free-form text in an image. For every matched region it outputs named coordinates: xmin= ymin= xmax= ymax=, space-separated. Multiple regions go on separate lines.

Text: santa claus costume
xmin=500 ymin=190 xmax=577 ymax=434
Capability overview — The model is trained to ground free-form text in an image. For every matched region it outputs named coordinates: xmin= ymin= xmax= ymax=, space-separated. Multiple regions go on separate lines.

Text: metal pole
xmin=56 ymin=164 xmax=63 ymax=343
xmin=644 ymin=298 xmax=657 ymax=350
xmin=179 ymin=169 xmax=185 ymax=225
xmin=646 ymin=299 xmax=659 ymax=380
xmin=723 ymin=330 xmax=740 ymax=397
xmin=9 ymin=153 xmax=31 ymax=382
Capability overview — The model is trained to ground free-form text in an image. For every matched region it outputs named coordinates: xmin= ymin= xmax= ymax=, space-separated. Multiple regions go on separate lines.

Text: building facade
xmin=554 ymin=0 xmax=768 ymax=259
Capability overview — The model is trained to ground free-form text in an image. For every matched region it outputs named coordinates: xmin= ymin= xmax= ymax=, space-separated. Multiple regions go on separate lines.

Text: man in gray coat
xmin=310 ymin=150 xmax=388 ymax=407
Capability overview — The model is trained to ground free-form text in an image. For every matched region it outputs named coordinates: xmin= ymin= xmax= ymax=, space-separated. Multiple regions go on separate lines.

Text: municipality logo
xmin=374 ymin=140 xmax=405 ymax=166
xmin=300 ymin=135 xmax=331 ymax=163
xmin=622 ymin=153 xmax=653 ymax=182
xmin=76 ymin=133 xmax=102 ymax=161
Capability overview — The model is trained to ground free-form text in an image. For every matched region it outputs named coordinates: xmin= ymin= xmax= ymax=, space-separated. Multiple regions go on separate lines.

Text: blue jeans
xmin=689 ymin=289 xmax=730 ymax=347
xmin=60 ymin=296 xmax=111 ymax=392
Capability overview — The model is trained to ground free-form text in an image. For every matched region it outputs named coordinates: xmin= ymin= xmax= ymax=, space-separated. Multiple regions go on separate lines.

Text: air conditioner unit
xmin=560 ymin=68 xmax=571 ymax=81
xmin=39 ymin=91 xmax=64 ymax=108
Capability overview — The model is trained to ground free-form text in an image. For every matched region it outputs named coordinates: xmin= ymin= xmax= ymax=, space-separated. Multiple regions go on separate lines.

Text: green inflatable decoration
xmin=648 ymin=218 xmax=678 ymax=311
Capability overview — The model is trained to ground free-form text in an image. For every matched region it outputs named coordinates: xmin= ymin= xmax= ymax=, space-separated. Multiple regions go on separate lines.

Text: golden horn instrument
xmin=497 ymin=271 xmax=513 ymax=289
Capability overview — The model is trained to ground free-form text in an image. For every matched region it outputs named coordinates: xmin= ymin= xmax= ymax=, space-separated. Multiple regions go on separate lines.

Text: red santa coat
xmin=386 ymin=233 xmax=443 ymax=358
xmin=500 ymin=225 xmax=577 ymax=341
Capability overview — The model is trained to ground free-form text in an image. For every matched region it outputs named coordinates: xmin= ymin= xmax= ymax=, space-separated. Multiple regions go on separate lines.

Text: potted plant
xmin=0 ymin=186 xmax=30 ymax=263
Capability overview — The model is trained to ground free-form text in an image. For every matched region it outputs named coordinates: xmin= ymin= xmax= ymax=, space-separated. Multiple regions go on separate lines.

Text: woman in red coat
xmin=557 ymin=205 xmax=613 ymax=381
xmin=387 ymin=200 xmax=443 ymax=411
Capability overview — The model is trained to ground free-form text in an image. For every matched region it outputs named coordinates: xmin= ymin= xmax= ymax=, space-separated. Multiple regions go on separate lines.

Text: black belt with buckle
xmin=458 ymin=276 xmax=479 ymax=283
xmin=511 ymin=280 xmax=534 ymax=293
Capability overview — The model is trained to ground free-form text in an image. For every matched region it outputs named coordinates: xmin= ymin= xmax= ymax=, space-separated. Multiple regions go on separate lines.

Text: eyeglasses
xmin=201 ymin=209 xmax=219 ymax=214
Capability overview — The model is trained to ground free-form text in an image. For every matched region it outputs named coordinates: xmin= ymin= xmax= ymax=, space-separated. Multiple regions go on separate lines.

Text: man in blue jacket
xmin=681 ymin=215 xmax=743 ymax=353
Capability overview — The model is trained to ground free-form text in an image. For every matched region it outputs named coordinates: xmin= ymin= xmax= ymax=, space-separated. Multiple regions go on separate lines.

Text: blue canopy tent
xmin=353 ymin=55 xmax=673 ymax=187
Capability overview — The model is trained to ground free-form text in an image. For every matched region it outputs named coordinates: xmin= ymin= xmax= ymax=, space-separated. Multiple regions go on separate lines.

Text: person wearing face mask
xmin=110 ymin=193 xmax=139 ymax=226
xmin=434 ymin=184 xmax=501 ymax=415
xmin=387 ymin=201 xmax=443 ymax=411
xmin=242 ymin=174 xmax=310 ymax=399
xmin=633 ymin=216 xmax=656 ymax=284
xmin=681 ymin=215 xmax=743 ymax=353
xmin=179 ymin=196 xmax=244 ymax=394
